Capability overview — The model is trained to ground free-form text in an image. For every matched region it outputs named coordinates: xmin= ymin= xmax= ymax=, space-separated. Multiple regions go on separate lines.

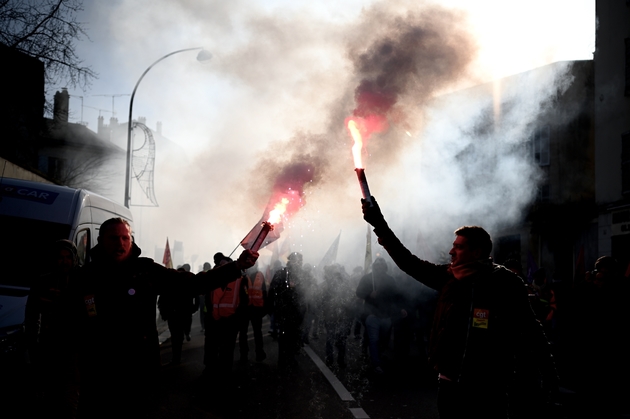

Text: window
xmin=75 ymin=228 xmax=91 ymax=266
xmin=537 ymin=184 xmax=550 ymax=203
xmin=532 ymin=126 xmax=550 ymax=166
xmin=48 ymin=156 xmax=65 ymax=179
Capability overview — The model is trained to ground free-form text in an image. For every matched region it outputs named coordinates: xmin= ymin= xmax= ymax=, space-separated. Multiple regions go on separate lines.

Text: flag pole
xmin=228 ymin=241 xmax=241 ymax=259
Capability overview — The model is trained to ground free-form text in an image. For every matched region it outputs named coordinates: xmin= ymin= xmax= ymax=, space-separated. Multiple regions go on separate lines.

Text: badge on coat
xmin=84 ymin=294 xmax=97 ymax=317
xmin=472 ymin=308 xmax=489 ymax=329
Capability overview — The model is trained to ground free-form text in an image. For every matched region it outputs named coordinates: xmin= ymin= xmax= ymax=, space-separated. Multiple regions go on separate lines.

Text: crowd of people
xmin=22 ymin=207 xmax=630 ymax=418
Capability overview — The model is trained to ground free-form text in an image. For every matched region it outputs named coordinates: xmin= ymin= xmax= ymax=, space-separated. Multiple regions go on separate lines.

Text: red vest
xmin=212 ymin=277 xmax=242 ymax=320
xmin=248 ymin=272 xmax=265 ymax=308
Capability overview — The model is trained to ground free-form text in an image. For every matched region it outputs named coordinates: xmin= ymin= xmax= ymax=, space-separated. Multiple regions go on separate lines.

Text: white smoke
xmin=64 ymin=0 xmax=592 ymax=270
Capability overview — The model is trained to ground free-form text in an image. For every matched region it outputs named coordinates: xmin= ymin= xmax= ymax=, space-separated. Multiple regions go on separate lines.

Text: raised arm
xmin=361 ymin=196 xmax=449 ymax=291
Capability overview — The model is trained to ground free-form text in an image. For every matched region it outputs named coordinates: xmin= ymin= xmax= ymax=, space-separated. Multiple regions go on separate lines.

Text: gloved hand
xmin=236 ymin=249 xmax=259 ymax=270
xmin=362 ymin=196 xmax=387 ymax=229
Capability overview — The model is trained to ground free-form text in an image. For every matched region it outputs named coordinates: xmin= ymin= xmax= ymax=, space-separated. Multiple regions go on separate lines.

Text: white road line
xmin=348 ymin=408 xmax=370 ymax=418
xmin=303 ymin=345 xmax=355 ymax=401
xmin=303 ymin=345 xmax=371 ymax=418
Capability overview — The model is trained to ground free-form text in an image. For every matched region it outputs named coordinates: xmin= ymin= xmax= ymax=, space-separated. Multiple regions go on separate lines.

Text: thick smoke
xmin=84 ymin=0 xmax=580 ymax=271
xmin=238 ymin=3 xmax=480 ymax=265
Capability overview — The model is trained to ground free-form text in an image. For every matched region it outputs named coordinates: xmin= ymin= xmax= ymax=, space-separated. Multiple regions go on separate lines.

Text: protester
xmin=203 ymin=253 xmax=249 ymax=383
xmin=267 ymin=259 xmax=283 ymax=338
xmin=67 ymin=218 xmax=257 ymax=418
xmin=348 ymin=266 xmax=365 ymax=340
xmin=320 ymin=264 xmax=354 ymax=368
xmin=568 ymin=256 xmax=630 ymax=417
xmin=198 ymin=261 xmax=212 ymax=332
xmin=356 ymin=257 xmax=407 ymax=374
xmin=361 ymin=197 xmax=558 ymax=418
xmin=268 ymin=252 xmax=309 ymax=368
xmin=157 ymin=264 xmax=199 ymax=365
xmin=239 ymin=262 xmax=267 ymax=363
xmin=530 ymin=268 xmax=556 ymax=340
xmin=25 ymin=239 xmax=80 ymax=417
xmin=301 ymin=263 xmax=321 ymax=343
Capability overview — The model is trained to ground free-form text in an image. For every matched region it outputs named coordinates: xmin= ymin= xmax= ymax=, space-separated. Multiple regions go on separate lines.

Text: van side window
xmin=75 ymin=229 xmax=91 ymax=266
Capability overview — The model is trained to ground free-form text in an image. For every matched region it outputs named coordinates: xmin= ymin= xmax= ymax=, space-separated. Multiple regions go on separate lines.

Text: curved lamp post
xmin=124 ymin=47 xmax=212 ymax=208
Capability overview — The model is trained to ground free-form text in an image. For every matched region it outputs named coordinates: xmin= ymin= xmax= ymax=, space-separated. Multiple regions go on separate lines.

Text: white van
xmin=0 ymin=178 xmax=133 ymax=356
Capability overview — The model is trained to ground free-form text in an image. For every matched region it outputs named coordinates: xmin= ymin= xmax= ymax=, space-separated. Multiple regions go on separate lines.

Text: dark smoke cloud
xmin=243 ymin=3 xmax=476 ymax=214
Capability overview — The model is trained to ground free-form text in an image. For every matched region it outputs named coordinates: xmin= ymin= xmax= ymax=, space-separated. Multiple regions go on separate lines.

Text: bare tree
xmin=0 ymin=0 xmax=96 ymax=89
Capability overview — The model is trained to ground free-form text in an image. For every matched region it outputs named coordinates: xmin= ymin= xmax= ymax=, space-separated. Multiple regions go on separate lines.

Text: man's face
xmin=449 ymin=235 xmax=481 ymax=267
xmin=56 ymin=248 xmax=74 ymax=274
xmin=98 ymin=222 xmax=132 ymax=263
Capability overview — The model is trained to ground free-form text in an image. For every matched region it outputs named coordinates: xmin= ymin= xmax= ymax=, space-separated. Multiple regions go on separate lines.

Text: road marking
xmin=303 ymin=344 xmax=371 ymax=418
xmin=303 ymin=345 xmax=354 ymax=401
xmin=348 ymin=408 xmax=370 ymax=418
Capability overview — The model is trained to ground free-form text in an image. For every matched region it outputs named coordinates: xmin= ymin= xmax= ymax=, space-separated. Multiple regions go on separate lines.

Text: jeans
xmin=364 ymin=315 xmax=392 ymax=368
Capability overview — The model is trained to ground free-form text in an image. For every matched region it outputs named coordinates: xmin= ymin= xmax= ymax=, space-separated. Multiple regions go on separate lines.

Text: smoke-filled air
xmin=70 ymin=0 xmax=589 ymax=271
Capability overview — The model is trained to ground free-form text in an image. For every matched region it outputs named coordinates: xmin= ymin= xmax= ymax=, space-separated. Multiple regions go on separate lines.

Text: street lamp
xmin=124 ymin=47 xmax=212 ymax=208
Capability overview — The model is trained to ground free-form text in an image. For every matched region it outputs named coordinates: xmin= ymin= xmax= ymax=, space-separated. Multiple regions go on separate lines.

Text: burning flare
xmin=348 ymin=119 xmax=364 ymax=169
xmin=249 ymin=197 xmax=290 ymax=252
xmin=268 ymin=198 xmax=289 ymax=224
xmin=346 ymin=117 xmax=378 ymax=206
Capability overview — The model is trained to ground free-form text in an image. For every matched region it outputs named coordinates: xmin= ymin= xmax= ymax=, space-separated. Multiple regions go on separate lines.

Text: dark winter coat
xmin=372 ymin=226 xmax=557 ymax=387
xmin=68 ymin=242 xmax=243 ymax=413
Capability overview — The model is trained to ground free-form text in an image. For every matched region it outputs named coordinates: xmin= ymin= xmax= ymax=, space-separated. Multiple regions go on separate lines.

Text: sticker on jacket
xmin=472 ymin=308 xmax=489 ymax=329
xmin=84 ymin=294 xmax=97 ymax=317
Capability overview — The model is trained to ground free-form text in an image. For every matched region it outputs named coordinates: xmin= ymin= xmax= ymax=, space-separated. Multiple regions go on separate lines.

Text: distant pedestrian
xmin=239 ymin=262 xmax=268 ymax=363
xmin=321 ymin=264 xmax=354 ymax=368
xmin=356 ymin=257 xmax=407 ymax=374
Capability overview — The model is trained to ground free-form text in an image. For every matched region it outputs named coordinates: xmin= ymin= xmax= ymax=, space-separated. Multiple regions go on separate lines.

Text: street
xmin=154 ymin=313 xmax=439 ymax=419
xmin=0 ymin=312 xmax=601 ymax=419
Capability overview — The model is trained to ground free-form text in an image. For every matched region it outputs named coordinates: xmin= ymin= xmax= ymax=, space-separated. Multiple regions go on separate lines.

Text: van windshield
xmin=0 ymin=215 xmax=71 ymax=288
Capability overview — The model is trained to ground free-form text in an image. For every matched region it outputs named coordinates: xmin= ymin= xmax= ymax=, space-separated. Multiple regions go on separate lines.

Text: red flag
xmin=162 ymin=238 xmax=173 ymax=269
xmin=240 ymin=217 xmax=283 ymax=251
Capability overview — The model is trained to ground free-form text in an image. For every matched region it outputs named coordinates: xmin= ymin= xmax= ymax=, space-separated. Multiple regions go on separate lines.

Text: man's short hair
xmin=288 ymin=252 xmax=303 ymax=262
xmin=99 ymin=218 xmax=131 ymax=238
xmin=595 ymin=256 xmax=618 ymax=274
xmin=454 ymin=226 xmax=492 ymax=257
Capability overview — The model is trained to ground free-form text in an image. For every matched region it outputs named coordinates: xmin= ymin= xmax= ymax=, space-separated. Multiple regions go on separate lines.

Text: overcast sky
xmin=54 ymin=0 xmax=595 ymax=271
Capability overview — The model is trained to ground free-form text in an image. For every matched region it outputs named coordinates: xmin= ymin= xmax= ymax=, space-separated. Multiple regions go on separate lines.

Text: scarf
xmin=447 ymin=258 xmax=493 ymax=280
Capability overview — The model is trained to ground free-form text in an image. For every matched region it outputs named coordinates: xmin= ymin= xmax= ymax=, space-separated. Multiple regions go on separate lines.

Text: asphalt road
xmin=154 ymin=313 xmax=439 ymax=419
xmin=2 ymin=312 xmax=615 ymax=418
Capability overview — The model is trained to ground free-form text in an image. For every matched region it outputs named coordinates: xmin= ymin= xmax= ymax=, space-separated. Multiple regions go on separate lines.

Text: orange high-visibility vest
xmin=248 ymin=272 xmax=265 ymax=308
xmin=212 ymin=277 xmax=242 ymax=320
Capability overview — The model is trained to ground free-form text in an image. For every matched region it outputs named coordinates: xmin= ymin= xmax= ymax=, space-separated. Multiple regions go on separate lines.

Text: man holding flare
xmin=359 ymin=196 xmax=558 ymax=419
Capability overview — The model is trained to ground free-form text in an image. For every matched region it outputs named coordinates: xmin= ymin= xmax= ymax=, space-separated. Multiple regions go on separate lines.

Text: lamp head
xmin=196 ymin=49 xmax=212 ymax=62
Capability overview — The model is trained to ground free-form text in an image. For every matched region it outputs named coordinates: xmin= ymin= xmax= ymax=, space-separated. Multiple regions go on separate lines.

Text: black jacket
xmin=68 ymin=242 xmax=242 ymax=397
xmin=373 ymin=225 xmax=557 ymax=387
